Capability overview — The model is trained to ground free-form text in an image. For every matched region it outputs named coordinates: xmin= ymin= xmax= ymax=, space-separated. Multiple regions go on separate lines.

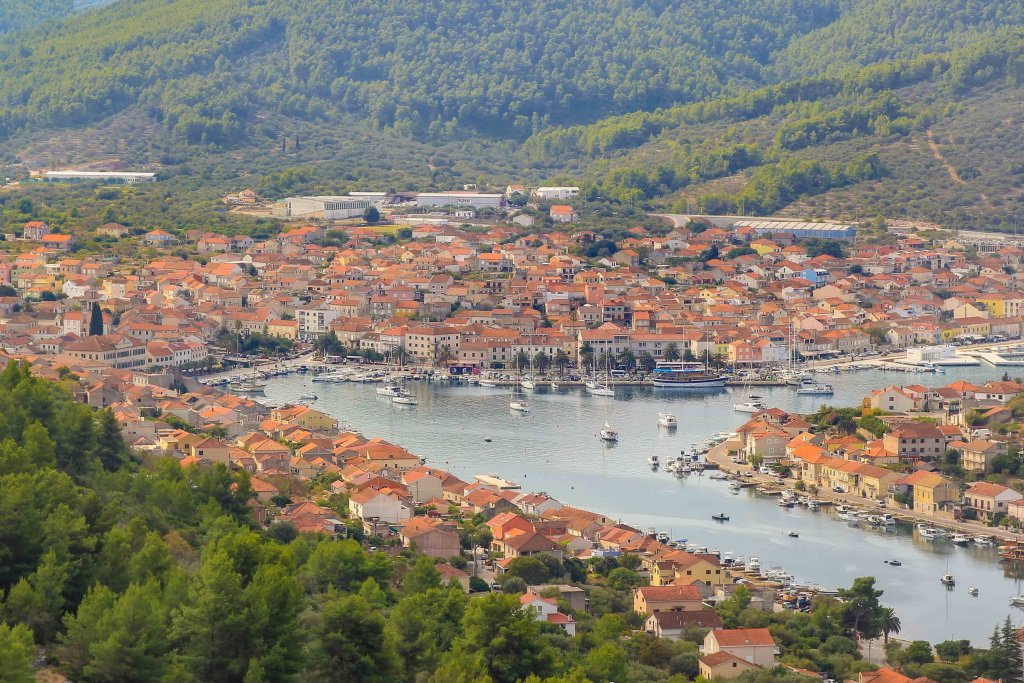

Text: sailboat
xmin=520 ymin=356 xmax=536 ymax=390
xmin=509 ymin=370 xmax=530 ymax=412
xmin=591 ymin=356 xmax=615 ymax=396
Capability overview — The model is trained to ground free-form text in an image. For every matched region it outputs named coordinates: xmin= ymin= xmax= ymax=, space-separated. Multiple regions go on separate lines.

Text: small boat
xmin=1010 ymin=595 xmax=1024 ymax=607
xmin=299 ymin=392 xmax=318 ymax=400
xmin=509 ymin=399 xmax=530 ymax=413
xmin=550 ymin=381 xmax=559 ymax=390
xmin=918 ymin=526 xmax=938 ymax=540
xmin=885 ymin=559 xmax=902 ymax=566
xmin=599 ymin=423 xmax=618 ymax=441
xmin=585 ymin=379 xmax=601 ymax=390
xmin=483 ymin=437 xmax=492 ymax=443
xmin=950 ymin=533 xmax=970 ymax=546
xmin=747 ymin=557 xmax=761 ymax=572
xmin=647 ymin=455 xmax=660 ymax=467
xmin=778 ymin=500 xmax=795 ymax=508
xmin=968 ymin=586 xmax=979 ymax=596
xmin=658 ymin=412 xmax=678 ymax=428
xmin=787 ymin=531 xmax=799 ymax=538
xmin=974 ymin=536 xmax=995 ymax=546
xmin=590 ymin=386 xmax=615 ymax=397
xmin=520 ymin=377 xmax=536 ymax=390
xmin=940 ymin=573 xmax=955 ymax=586
xmin=479 ymin=379 xmax=497 ymax=388
xmin=392 ymin=393 xmax=417 ymax=405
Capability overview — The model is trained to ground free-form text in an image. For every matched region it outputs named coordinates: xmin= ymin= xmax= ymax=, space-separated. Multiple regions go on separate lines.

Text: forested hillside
xmin=0 ymin=0 xmax=116 ymax=35
xmin=0 ymin=0 xmax=1022 ymax=228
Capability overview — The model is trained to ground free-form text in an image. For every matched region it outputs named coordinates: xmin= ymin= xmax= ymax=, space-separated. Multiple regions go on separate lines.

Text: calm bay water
xmin=265 ymin=364 xmax=1022 ymax=644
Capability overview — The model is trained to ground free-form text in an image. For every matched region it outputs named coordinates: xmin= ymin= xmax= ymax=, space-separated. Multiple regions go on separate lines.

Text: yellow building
xmin=267 ymin=319 xmax=299 ymax=340
xmin=976 ymin=294 xmax=1024 ymax=319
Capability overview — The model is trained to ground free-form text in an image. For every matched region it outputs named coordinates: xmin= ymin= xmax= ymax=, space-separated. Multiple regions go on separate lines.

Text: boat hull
xmin=652 ymin=377 xmax=727 ymax=388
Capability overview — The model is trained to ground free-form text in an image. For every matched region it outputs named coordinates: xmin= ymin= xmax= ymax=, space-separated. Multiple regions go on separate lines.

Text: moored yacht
xmin=377 ymin=382 xmax=402 ymax=397
xmin=599 ymin=422 xmax=618 ymax=441
xmin=658 ymin=412 xmax=678 ymax=428
xmin=734 ymin=396 xmax=767 ymax=413
xmin=796 ymin=377 xmax=834 ymax=395
xmin=509 ymin=399 xmax=530 ymax=413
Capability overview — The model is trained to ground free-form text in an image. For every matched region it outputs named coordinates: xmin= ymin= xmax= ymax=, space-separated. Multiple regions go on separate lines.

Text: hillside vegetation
xmin=0 ymin=0 xmax=115 ymax=35
xmin=0 ymin=0 xmax=1022 ymax=229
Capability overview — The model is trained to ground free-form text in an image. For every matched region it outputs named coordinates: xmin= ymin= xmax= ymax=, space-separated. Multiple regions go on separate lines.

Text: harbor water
xmin=265 ymin=364 xmax=1022 ymax=644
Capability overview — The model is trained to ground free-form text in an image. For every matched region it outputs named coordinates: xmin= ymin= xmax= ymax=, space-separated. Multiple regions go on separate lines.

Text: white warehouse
xmin=533 ymin=186 xmax=580 ymax=200
xmin=272 ymin=196 xmax=378 ymax=220
xmin=414 ymin=192 xmax=503 ymax=209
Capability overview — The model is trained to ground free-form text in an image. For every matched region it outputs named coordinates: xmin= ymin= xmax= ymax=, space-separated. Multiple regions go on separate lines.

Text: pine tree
xmin=1002 ymin=616 xmax=1023 ymax=683
xmin=88 ymin=302 xmax=104 ymax=336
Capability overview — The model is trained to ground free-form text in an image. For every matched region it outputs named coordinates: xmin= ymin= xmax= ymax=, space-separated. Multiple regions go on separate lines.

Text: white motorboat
xmin=591 ymin=386 xmax=615 ymax=396
xmin=796 ymin=377 xmax=834 ymax=395
xmin=951 ymin=533 xmax=970 ymax=546
xmin=479 ymin=379 xmax=497 ymax=388
xmin=520 ymin=377 xmax=536 ymax=390
xmin=968 ymin=586 xmax=979 ymax=596
xmin=658 ymin=412 xmax=678 ymax=428
xmin=940 ymin=573 xmax=955 ymax=586
xmin=509 ymin=399 xmax=530 ymax=413
xmin=919 ymin=527 xmax=938 ymax=540
xmin=747 ymin=557 xmax=761 ymax=572
xmin=647 ymin=455 xmax=659 ymax=467
xmin=599 ymin=422 xmax=618 ymax=441
xmin=392 ymin=392 xmax=417 ymax=405
xmin=377 ymin=383 xmax=402 ymax=397
xmin=974 ymin=536 xmax=995 ymax=546
xmin=299 ymin=392 xmax=318 ymax=400
xmin=550 ymin=381 xmax=559 ymax=389
xmin=734 ymin=399 xmax=767 ymax=413
xmin=1011 ymin=595 xmax=1024 ymax=607
xmin=585 ymin=379 xmax=602 ymax=390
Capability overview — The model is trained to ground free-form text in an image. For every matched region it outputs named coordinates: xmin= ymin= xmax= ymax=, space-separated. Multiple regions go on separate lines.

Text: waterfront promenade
xmin=704 ymin=443 xmax=1022 ymax=543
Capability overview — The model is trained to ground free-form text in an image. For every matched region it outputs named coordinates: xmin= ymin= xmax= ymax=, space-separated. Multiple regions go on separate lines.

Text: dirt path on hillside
xmin=927 ymin=129 xmax=966 ymax=185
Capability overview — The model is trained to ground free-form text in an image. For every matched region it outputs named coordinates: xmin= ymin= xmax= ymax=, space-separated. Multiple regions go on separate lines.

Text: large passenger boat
xmin=650 ymin=361 xmax=727 ymax=389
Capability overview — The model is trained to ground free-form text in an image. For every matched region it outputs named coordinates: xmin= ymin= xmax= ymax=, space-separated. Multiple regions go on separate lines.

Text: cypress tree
xmin=88 ymin=303 xmax=103 ymax=336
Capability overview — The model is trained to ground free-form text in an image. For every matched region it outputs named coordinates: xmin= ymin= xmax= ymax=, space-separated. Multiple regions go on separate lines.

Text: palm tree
xmin=554 ymin=349 xmax=571 ymax=375
xmin=638 ymin=352 xmax=656 ymax=373
xmin=663 ymin=343 xmax=681 ymax=362
xmin=514 ymin=350 xmax=530 ymax=372
xmin=436 ymin=344 xmax=455 ymax=367
xmin=619 ymin=349 xmax=636 ymax=372
xmin=881 ymin=607 xmax=901 ymax=644
xmin=533 ymin=351 xmax=551 ymax=373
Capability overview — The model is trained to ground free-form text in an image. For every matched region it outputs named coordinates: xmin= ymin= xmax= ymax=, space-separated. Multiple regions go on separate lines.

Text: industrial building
xmin=272 ymin=196 xmax=378 ymax=220
xmin=532 ymin=186 xmax=580 ymax=200
xmin=414 ymin=192 xmax=503 ymax=209
xmin=43 ymin=170 xmax=157 ymax=184
xmin=735 ymin=220 xmax=857 ymax=241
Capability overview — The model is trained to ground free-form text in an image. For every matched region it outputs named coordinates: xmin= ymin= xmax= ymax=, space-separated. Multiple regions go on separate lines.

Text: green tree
xmin=638 ymin=352 xmax=656 ymax=373
xmin=363 ymin=207 xmax=381 ymax=223
xmin=881 ymin=606 xmax=901 ymax=644
xmin=303 ymin=538 xmax=391 ymax=593
xmin=505 ymin=556 xmax=550 ymax=585
xmin=554 ymin=349 xmax=571 ymax=375
xmin=0 ymin=623 xmax=34 ymax=683
xmin=403 ymin=556 xmax=442 ymax=596
xmin=436 ymin=594 xmax=553 ymax=683
xmin=89 ymin=302 xmax=104 ymax=336
xmin=387 ymin=587 xmax=468 ymax=681
xmin=837 ymin=577 xmax=884 ymax=640
xmin=308 ymin=594 xmax=397 ymax=683
xmin=607 ymin=567 xmax=644 ymax=591
xmin=585 ymin=643 xmax=628 ymax=682
xmin=904 ymin=640 xmax=934 ymax=664
xmin=3 ymin=549 xmax=70 ymax=643
xmin=664 ymin=343 xmax=681 ymax=362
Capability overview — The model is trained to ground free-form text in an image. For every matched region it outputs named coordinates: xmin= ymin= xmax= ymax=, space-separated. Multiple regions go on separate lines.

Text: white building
xmin=272 ymin=196 xmax=378 ymax=220
xmin=532 ymin=186 xmax=580 ymax=201
xmin=44 ymin=171 xmax=156 ymax=184
xmin=414 ymin=192 xmax=503 ymax=209
xmin=297 ymin=305 xmax=341 ymax=341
